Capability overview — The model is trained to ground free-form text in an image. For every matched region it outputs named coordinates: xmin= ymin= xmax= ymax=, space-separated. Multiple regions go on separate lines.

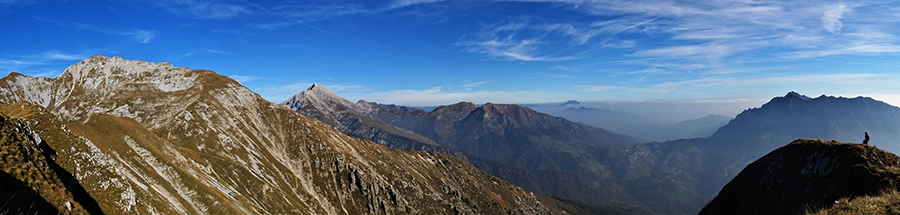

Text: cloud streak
xmin=361 ymin=87 xmax=559 ymax=106
xmin=34 ymin=16 xmax=158 ymax=43
xmin=0 ymin=50 xmax=87 ymax=77
xmin=821 ymin=3 xmax=850 ymax=34
xmin=643 ymin=73 xmax=884 ymax=93
xmin=155 ymin=0 xmax=251 ymax=20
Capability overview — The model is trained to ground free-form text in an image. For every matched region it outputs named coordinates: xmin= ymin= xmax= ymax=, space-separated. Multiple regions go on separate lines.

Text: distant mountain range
xmin=529 ymin=102 xmax=732 ymax=142
xmin=282 ymin=85 xmax=648 ymax=210
xmin=616 ymin=114 xmax=731 ymax=142
xmin=283 ymin=86 xmax=900 ymax=214
xmin=551 ymin=107 xmax=731 ymax=141
xmin=619 ymin=91 xmax=900 ymax=213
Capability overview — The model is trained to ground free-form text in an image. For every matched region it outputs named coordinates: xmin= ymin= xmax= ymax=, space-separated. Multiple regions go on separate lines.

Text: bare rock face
xmin=0 ymin=56 xmax=560 ymax=214
xmin=280 ymin=83 xmax=441 ymax=152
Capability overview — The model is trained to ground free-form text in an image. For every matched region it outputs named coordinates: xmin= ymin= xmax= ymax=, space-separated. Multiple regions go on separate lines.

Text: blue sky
xmin=1 ymin=0 xmax=899 ymax=107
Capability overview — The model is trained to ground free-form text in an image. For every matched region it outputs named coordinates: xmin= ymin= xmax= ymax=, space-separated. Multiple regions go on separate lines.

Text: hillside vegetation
xmin=702 ymin=139 xmax=900 ymax=215
xmin=0 ymin=104 xmax=95 ymax=214
xmin=809 ymin=189 xmax=900 ymax=215
xmin=0 ymin=55 xmax=589 ymax=214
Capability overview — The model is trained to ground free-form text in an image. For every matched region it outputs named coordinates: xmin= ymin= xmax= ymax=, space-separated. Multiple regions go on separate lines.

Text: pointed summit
xmin=300 ymin=83 xmax=344 ymax=100
xmin=783 ymin=91 xmax=812 ymax=100
xmin=307 ymin=83 xmax=328 ymax=91
xmin=280 ymin=83 xmax=369 ymax=125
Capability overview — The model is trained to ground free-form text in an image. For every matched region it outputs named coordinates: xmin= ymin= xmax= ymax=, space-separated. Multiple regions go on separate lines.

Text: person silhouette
xmin=864 ymin=132 xmax=870 ymax=145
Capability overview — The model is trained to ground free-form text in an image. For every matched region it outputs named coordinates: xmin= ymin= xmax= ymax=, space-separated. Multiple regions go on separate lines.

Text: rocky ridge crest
xmin=0 ymin=56 xmax=562 ymax=214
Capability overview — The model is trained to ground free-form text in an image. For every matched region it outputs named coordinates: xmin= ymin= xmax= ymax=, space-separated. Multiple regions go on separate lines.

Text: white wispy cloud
xmin=40 ymin=50 xmax=86 ymax=61
xmin=821 ymin=3 xmax=850 ymax=34
xmin=156 ymin=0 xmax=251 ymax=20
xmin=576 ymin=85 xmax=621 ymax=92
xmin=34 ymin=16 xmax=158 ymax=44
xmin=172 ymin=52 xmax=194 ymax=60
xmin=229 ymin=75 xmax=260 ymax=83
xmin=203 ymin=48 xmax=232 ymax=54
xmin=27 ymin=69 xmax=61 ymax=78
xmin=387 ymin=0 xmax=446 ymax=9
xmin=780 ymin=44 xmax=900 ymax=59
xmin=249 ymin=3 xmax=367 ymax=29
xmin=0 ymin=0 xmax=34 ymax=7
xmin=70 ymin=22 xmax=158 ymax=43
xmin=0 ymin=50 xmax=88 ymax=76
xmin=643 ymin=73 xmax=884 ymax=93
xmin=361 ymin=87 xmax=559 ymax=106
xmin=458 ymin=20 xmax=610 ymax=62
xmin=0 ymin=59 xmax=43 ymax=71
xmin=122 ymin=30 xmax=158 ymax=44
xmin=462 ymin=81 xmax=487 ymax=88
xmin=458 ymin=37 xmax=583 ymax=61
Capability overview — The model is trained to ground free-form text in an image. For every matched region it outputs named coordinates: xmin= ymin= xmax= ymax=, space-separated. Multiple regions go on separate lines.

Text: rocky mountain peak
xmin=62 ymin=55 xmax=196 ymax=93
xmin=710 ymin=91 xmax=900 ymax=151
xmin=280 ymin=84 xmax=371 ymax=124
xmin=306 ymin=83 xmax=328 ymax=91
xmin=0 ymin=56 xmax=218 ymax=124
xmin=0 ymin=58 xmax=565 ymax=214
xmin=298 ymin=83 xmax=346 ymax=102
xmin=777 ymin=91 xmax=812 ymax=101
xmin=433 ymin=101 xmax=478 ymax=114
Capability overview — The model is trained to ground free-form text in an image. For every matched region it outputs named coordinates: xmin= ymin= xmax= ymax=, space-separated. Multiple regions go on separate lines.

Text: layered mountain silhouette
xmin=613 ymin=91 xmax=900 ymax=213
xmin=615 ymin=114 xmax=731 ymax=142
xmin=701 ymin=139 xmax=900 ymax=215
xmin=282 ymin=85 xmax=649 ymax=210
xmin=0 ymin=56 xmax=596 ymax=214
xmin=710 ymin=91 xmax=900 ymax=153
xmin=527 ymin=101 xmax=733 ymax=142
xmin=283 ymin=87 xmax=900 ymax=214
xmin=6 ymin=56 xmax=895 ymax=214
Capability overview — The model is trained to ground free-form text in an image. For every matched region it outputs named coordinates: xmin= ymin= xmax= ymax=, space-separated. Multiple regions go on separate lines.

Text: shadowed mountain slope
xmin=595 ymin=91 xmax=900 ymax=214
xmin=0 ymin=56 xmax=573 ymax=214
xmin=282 ymin=85 xmax=647 ymax=210
xmin=366 ymin=101 xmax=640 ymax=176
xmin=0 ymin=107 xmax=97 ymax=214
xmin=701 ymin=139 xmax=900 ymax=215
xmin=710 ymin=91 xmax=900 ymax=153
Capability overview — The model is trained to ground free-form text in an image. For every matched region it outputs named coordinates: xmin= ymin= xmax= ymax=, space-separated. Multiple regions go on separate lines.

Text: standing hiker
xmin=864 ymin=132 xmax=870 ymax=145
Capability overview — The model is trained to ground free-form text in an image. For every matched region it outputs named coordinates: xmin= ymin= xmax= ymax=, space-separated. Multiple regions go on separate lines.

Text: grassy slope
xmin=0 ymin=104 xmax=89 ymax=214
xmin=0 ymin=59 xmax=580 ymax=214
xmin=809 ymin=189 xmax=900 ymax=215
xmin=702 ymin=139 xmax=900 ymax=215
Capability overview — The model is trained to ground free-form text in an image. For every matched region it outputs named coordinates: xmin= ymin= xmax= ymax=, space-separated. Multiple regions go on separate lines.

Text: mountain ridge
xmin=283 ymin=87 xmax=648 ymax=209
xmin=0 ymin=56 xmax=572 ymax=214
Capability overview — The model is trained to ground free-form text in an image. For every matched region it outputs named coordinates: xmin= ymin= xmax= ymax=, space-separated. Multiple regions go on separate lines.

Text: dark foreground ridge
xmin=700 ymin=139 xmax=900 ymax=215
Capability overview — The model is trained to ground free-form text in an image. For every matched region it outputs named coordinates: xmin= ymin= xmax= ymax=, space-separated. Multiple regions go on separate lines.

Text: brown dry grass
xmin=809 ymin=189 xmax=900 ymax=215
